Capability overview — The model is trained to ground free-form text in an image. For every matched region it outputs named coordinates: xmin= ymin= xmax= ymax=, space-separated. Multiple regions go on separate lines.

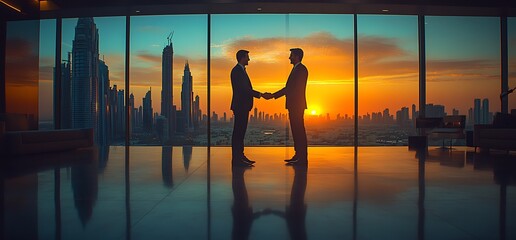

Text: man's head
xmin=289 ymin=48 xmax=303 ymax=65
xmin=236 ymin=49 xmax=250 ymax=66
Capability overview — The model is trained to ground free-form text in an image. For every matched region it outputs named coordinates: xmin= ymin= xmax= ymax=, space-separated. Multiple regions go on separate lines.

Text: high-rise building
xmin=54 ymin=52 xmax=72 ymax=129
xmin=129 ymin=93 xmax=135 ymax=132
xmin=143 ymin=88 xmax=153 ymax=131
xmin=474 ymin=98 xmax=481 ymax=124
xmin=181 ymin=61 xmax=193 ymax=131
xmin=98 ymin=59 xmax=110 ymax=145
xmin=468 ymin=107 xmax=474 ymax=126
xmin=482 ymin=98 xmax=489 ymax=124
xmin=161 ymin=35 xmax=175 ymax=138
xmin=411 ymin=104 xmax=417 ymax=121
xmin=116 ymin=89 xmax=125 ymax=138
xmin=193 ymin=95 xmax=200 ymax=128
xmin=72 ymin=17 xmax=99 ymax=133
xmin=396 ymin=107 xmax=410 ymax=126
xmin=426 ymin=104 xmax=445 ymax=118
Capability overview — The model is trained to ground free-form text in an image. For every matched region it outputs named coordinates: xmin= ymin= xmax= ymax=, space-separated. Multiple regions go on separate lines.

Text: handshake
xmin=261 ymin=92 xmax=274 ymax=100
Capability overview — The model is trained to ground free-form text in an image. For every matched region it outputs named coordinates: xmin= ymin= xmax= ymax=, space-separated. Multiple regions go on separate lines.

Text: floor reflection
xmin=1 ymin=146 xmax=515 ymax=239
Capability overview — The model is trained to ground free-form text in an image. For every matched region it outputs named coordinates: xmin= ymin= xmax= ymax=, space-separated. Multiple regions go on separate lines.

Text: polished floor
xmin=2 ymin=146 xmax=516 ymax=240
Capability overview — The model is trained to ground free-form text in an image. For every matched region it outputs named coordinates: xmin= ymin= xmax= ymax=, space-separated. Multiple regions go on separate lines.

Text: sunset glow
xmin=32 ymin=14 xmax=516 ymax=123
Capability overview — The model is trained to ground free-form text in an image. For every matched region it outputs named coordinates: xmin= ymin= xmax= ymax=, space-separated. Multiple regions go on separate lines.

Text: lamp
xmin=0 ymin=0 xmax=22 ymax=12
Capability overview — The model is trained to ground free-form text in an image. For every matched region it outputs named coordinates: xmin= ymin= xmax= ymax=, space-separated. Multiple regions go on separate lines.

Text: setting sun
xmin=310 ymin=109 xmax=317 ymax=115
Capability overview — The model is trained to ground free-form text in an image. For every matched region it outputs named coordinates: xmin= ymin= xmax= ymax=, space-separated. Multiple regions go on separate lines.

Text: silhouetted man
xmin=264 ymin=48 xmax=308 ymax=165
xmin=231 ymin=50 xmax=262 ymax=166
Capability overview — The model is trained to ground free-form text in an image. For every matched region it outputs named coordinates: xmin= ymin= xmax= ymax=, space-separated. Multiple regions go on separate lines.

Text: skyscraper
xmin=54 ymin=52 xmax=72 ymax=129
xmin=474 ymin=98 xmax=481 ymax=124
xmin=129 ymin=93 xmax=135 ymax=132
xmin=193 ymin=95 xmax=200 ymax=128
xmin=482 ymin=98 xmax=489 ymax=124
xmin=98 ymin=59 xmax=110 ymax=145
xmin=181 ymin=61 xmax=193 ymax=131
xmin=161 ymin=34 xmax=175 ymax=139
xmin=72 ymin=17 xmax=99 ymax=132
xmin=143 ymin=88 xmax=153 ymax=131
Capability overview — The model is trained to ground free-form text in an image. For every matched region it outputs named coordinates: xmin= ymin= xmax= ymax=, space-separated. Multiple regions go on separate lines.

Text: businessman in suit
xmin=231 ymin=50 xmax=262 ymax=167
xmin=263 ymin=48 xmax=308 ymax=165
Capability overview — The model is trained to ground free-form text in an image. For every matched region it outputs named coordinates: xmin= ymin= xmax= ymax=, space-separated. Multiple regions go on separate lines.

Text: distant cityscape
xmin=53 ymin=17 xmax=494 ymax=147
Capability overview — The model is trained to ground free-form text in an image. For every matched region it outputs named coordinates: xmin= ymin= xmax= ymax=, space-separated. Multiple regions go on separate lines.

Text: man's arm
xmin=231 ymin=67 xmax=261 ymax=98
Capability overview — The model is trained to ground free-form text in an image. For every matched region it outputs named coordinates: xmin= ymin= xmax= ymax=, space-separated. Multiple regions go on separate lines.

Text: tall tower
xmin=72 ymin=17 xmax=99 ymax=131
xmin=98 ymin=59 xmax=110 ymax=145
xmin=193 ymin=95 xmax=200 ymax=128
xmin=143 ymin=88 xmax=153 ymax=131
xmin=129 ymin=93 xmax=135 ymax=132
xmin=161 ymin=32 xmax=175 ymax=139
xmin=482 ymin=98 xmax=489 ymax=124
xmin=54 ymin=52 xmax=72 ymax=129
xmin=474 ymin=98 xmax=481 ymax=124
xmin=181 ymin=61 xmax=193 ymax=130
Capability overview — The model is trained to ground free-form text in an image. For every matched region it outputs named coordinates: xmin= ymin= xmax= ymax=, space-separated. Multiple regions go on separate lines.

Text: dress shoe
xmin=284 ymin=155 xmax=299 ymax=163
xmin=242 ymin=155 xmax=256 ymax=164
xmin=232 ymin=160 xmax=253 ymax=167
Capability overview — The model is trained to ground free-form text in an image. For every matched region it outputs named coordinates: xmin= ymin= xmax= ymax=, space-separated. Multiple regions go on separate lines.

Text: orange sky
xmin=33 ymin=33 xmax=515 ymax=121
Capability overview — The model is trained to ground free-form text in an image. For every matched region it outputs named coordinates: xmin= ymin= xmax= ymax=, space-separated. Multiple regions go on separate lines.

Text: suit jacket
xmin=230 ymin=64 xmax=261 ymax=112
xmin=273 ymin=63 xmax=308 ymax=111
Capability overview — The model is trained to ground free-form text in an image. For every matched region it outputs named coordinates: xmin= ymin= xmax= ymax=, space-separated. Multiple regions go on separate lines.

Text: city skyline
xmin=37 ymin=15 xmax=515 ymax=123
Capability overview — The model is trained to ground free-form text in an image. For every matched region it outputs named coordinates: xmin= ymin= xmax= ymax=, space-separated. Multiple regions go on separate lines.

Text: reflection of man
xmin=231 ymin=166 xmax=265 ymax=239
xmin=231 ymin=50 xmax=262 ymax=167
xmin=263 ymin=48 xmax=308 ymax=165
xmin=268 ymin=164 xmax=308 ymax=239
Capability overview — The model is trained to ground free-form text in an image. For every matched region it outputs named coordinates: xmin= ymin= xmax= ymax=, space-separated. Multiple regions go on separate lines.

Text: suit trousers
xmin=232 ymin=110 xmax=249 ymax=160
xmin=288 ymin=109 xmax=308 ymax=160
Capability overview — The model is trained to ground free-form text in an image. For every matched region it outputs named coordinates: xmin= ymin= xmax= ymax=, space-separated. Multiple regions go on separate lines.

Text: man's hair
xmin=290 ymin=48 xmax=304 ymax=61
xmin=236 ymin=50 xmax=249 ymax=62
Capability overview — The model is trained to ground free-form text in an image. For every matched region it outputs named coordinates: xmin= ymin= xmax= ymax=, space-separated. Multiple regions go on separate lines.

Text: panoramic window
xmin=210 ymin=14 xmax=353 ymax=146
xmin=357 ymin=15 xmax=418 ymax=146
xmin=509 ymin=17 xmax=516 ymax=112
xmin=61 ymin=17 xmax=126 ymax=145
xmin=39 ymin=19 xmax=56 ymax=130
xmin=130 ymin=15 xmax=208 ymax=146
xmin=426 ymin=16 xmax=500 ymax=134
xmin=5 ymin=20 xmax=40 ymax=130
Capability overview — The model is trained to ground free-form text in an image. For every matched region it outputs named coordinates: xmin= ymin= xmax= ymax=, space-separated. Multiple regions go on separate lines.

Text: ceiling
xmin=2 ymin=0 xmax=516 ymax=20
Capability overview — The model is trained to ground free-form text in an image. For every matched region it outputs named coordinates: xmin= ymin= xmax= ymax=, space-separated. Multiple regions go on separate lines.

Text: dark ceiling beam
xmin=38 ymin=2 xmax=516 ymax=19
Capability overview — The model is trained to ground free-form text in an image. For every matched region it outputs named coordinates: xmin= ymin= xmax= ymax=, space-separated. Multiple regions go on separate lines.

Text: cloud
xmin=5 ymin=39 xmax=39 ymax=86
xmin=135 ymin=50 xmax=162 ymax=64
xmin=426 ymin=59 xmax=499 ymax=82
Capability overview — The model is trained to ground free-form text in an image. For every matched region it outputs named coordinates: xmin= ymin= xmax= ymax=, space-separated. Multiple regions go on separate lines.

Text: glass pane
xmin=426 ymin=16 xmax=500 ymax=146
xmin=211 ymin=14 xmax=353 ymax=146
xmin=129 ymin=15 xmax=208 ymax=146
xmin=509 ymin=17 xmax=516 ymax=113
xmin=39 ymin=19 xmax=56 ymax=130
xmin=357 ymin=15 xmax=418 ymax=146
xmin=4 ymin=20 xmax=40 ymax=130
xmin=210 ymin=14 xmax=289 ymax=146
xmin=61 ymin=17 xmax=126 ymax=145
xmin=289 ymin=14 xmax=354 ymax=146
